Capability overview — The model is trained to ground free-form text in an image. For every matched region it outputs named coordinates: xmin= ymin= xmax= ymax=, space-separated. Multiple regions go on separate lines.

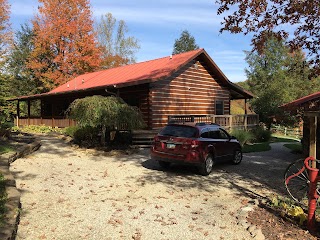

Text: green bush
xmin=63 ymin=126 xmax=79 ymax=137
xmin=73 ymin=126 xmax=100 ymax=146
xmin=251 ymin=126 xmax=272 ymax=142
xmin=230 ymin=129 xmax=253 ymax=147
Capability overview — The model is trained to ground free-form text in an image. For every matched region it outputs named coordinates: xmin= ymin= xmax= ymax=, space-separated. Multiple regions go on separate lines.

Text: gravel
xmin=9 ymin=136 xmax=301 ymax=240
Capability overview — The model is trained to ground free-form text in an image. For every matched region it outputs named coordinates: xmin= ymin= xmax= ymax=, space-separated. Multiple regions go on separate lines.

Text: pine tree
xmin=172 ymin=30 xmax=199 ymax=55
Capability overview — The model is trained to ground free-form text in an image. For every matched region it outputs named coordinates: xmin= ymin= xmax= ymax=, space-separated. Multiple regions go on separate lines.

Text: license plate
xmin=166 ymin=143 xmax=176 ymax=149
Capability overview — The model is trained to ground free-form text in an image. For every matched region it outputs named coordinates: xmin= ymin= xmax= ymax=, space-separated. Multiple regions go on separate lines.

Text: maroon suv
xmin=150 ymin=123 xmax=242 ymax=175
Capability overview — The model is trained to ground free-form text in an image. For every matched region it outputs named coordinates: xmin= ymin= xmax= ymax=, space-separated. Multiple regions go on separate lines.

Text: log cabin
xmin=10 ymin=48 xmax=258 ymax=130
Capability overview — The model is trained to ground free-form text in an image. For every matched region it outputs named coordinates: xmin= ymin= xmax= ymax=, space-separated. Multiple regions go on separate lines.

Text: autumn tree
xmin=29 ymin=0 xmax=101 ymax=91
xmin=172 ymin=30 xmax=199 ymax=55
xmin=96 ymin=13 xmax=140 ymax=69
xmin=0 ymin=0 xmax=12 ymax=66
xmin=0 ymin=0 xmax=13 ymax=124
xmin=7 ymin=24 xmax=44 ymax=95
xmin=216 ymin=0 xmax=320 ymax=73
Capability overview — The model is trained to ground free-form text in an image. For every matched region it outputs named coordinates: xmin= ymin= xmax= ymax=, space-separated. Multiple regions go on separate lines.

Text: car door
xmin=207 ymin=128 xmax=227 ymax=161
xmin=217 ymin=128 xmax=234 ymax=160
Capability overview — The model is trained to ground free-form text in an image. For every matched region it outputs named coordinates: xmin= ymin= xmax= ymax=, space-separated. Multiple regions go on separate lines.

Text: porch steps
xmin=131 ymin=130 xmax=160 ymax=148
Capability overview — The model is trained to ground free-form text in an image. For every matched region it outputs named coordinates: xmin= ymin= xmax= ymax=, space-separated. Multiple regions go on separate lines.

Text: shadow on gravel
xmin=131 ymin=143 xmax=303 ymax=197
xmin=36 ymin=136 xmax=74 ymax=156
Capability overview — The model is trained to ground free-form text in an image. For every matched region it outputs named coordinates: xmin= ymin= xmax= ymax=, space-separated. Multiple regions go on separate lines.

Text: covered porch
xmin=15 ymin=114 xmax=259 ymax=130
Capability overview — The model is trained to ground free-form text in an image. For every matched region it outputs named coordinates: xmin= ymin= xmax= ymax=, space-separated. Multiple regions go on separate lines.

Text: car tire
xmin=158 ymin=161 xmax=171 ymax=169
xmin=199 ymin=154 xmax=214 ymax=176
xmin=232 ymin=149 xmax=242 ymax=165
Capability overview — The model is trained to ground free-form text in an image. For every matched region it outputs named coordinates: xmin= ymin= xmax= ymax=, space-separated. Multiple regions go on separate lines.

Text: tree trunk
xmin=101 ymin=125 xmax=106 ymax=146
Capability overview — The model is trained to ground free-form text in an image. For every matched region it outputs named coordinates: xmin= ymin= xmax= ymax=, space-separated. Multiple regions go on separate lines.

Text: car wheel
xmin=232 ymin=149 xmax=242 ymax=165
xmin=158 ymin=161 xmax=171 ymax=169
xmin=199 ymin=154 xmax=214 ymax=176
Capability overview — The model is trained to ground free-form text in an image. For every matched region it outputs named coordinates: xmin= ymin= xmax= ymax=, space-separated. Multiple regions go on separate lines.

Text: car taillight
xmin=191 ymin=140 xmax=199 ymax=149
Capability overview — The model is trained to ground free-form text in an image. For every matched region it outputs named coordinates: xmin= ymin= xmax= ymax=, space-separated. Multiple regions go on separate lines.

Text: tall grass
xmin=230 ymin=129 xmax=253 ymax=147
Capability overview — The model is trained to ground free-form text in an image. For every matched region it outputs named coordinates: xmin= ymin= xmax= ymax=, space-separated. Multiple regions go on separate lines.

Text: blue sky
xmin=8 ymin=0 xmax=254 ymax=82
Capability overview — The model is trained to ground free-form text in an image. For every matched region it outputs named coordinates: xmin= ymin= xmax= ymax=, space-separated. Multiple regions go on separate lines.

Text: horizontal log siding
xmin=150 ymin=60 xmax=230 ymax=129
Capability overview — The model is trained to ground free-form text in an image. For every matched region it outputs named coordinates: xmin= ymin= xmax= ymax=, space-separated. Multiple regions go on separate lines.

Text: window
xmin=208 ymin=130 xmax=220 ymax=139
xmin=218 ymin=129 xmax=229 ymax=139
xmin=160 ymin=125 xmax=198 ymax=138
xmin=200 ymin=129 xmax=209 ymax=138
xmin=215 ymin=100 xmax=224 ymax=115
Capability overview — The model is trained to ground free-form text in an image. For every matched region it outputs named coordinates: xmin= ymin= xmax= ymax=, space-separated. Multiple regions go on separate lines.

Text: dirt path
xmin=10 ymin=136 xmax=300 ymax=240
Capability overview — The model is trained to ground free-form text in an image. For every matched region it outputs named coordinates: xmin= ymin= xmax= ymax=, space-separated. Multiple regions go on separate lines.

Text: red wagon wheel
xmin=284 ymin=158 xmax=320 ymax=207
xmin=284 ymin=159 xmax=310 ymax=206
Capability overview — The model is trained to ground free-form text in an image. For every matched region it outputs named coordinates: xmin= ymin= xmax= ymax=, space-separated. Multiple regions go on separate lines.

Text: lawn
xmin=283 ymin=143 xmax=303 ymax=154
xmin=243 ymin=134 xmax=300 ymax=153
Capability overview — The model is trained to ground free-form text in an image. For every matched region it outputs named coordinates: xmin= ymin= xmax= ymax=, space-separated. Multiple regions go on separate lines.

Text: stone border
xmin=236 ymin=199 xmax=265 ymax=240
xmin=0 ymin=140 xmax=41 ymax=240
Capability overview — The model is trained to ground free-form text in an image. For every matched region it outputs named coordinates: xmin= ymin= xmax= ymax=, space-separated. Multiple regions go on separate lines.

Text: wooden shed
xmin=10 ymin=49 xmax=258 ymax=130
xmin=281 ymin=91 xmax=320 ymax=158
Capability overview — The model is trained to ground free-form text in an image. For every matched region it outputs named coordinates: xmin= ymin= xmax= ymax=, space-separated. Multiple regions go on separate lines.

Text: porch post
xmin=244 ymin=115 xmax=248 ymax=130
xmin=27 ymin=100 xmax=31 ymax=125
xmin=244 ymin=99 xmax=247 ymax=115
xmin=16 ymin=100 xmax=20 ymax=127
xmin=309 ymin=116 xmax=317 ymax=168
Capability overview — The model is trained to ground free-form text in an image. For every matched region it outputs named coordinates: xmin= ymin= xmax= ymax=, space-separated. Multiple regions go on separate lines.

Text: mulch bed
xmin=247 ymin=204 xmax=320 ymax=240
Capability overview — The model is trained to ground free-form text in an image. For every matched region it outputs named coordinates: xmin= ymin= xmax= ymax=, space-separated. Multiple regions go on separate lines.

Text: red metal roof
xmin=280 ymin=91 xmax=320 ymax=109
xmin=9 ymin=48 xmax=253 ymax=100
xmin=49 ymin=49 xmax=203 ymax=94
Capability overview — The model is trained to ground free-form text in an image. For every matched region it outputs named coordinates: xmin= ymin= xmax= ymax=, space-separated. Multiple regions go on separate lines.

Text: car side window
xmin=200 ymin=129 xmax=209 ymax=138
xmin=208 ymin=130 xmax=220 ymax=139
xmin=219 ymin=129 xmax=230 ymax=139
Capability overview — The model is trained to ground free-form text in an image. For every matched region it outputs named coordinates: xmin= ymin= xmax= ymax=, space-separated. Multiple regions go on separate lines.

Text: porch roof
xmin=9 ymin=49 xmax=254 ymax=101
xmin=280 ymin=91 xmax=320 ymax=110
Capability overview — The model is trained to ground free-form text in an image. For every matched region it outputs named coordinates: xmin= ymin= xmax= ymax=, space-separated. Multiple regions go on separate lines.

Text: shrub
xmin=73 ymin=126 xmax=100 ymax=146
xmin=63 ymin=126 xmax=79 ymax=138
xmin=0 ymin=122 xmax=13 ymax=138
xmin=230 ymin=129 xmax=253 ymax=147
xmin=251 ymin=126 xmax=272 ymax=142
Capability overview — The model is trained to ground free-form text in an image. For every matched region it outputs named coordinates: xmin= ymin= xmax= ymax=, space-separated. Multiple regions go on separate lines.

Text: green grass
xmin=271 ymin=134 xmax=300 ymax=142
xmin=283 ymin=143 xmax=303 ymax=154
xmin=242 ymin=134 xmax=301 ymax=153
xmin=0 ymin=144 xmax=14 ymax=154
xmin=243 ymin=142 xmax=271 ymax=153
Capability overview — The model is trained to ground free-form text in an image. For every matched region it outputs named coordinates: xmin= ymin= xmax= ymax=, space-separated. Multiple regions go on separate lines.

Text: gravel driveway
xmin=9 ymin=135 xmax=301 ymax=240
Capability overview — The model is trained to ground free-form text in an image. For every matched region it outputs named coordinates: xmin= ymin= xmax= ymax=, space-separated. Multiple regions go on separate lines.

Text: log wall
xmin=150 ymin=59 xmax=230 ymax=129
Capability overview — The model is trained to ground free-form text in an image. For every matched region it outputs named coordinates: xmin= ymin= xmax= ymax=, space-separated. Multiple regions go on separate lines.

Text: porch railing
xmin=15 ymin=117 xmax=77 ymax=128
xmin=168 ymin=114 xmax=259 ymax=129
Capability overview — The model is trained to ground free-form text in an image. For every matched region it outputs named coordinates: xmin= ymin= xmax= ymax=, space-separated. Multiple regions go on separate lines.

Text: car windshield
xmin=160 ymin=125 xmax=198 ymax=138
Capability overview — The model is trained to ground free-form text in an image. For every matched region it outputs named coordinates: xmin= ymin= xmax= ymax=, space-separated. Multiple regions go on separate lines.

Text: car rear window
xmin=159 ymin=125 xmax=198 ymax=138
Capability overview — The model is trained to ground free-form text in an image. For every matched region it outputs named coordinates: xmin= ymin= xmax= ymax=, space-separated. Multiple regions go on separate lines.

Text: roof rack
xmin=195 ymin=122 xmax=220 ymax=126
